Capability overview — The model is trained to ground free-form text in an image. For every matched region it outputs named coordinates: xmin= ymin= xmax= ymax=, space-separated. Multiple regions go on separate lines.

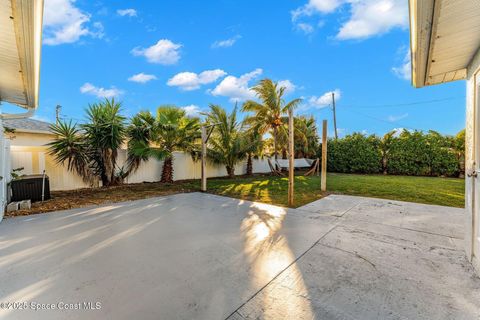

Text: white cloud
xmin=181 ymin=105 xmax=202 ymax=118
xmin=211 ymin=69 xmax=263 ymax=102
xmin=292 ymin=0 xmax=343 ymax=21
xmin=117 ymin=8 xmax=137 ymax=17
xmin=131 ymin=39 xmax=182 ymax=65
xmin=309 ymin=89 xmax=341 ymax=108
xmin=167 ymin=69 xmax=227 ymax=91
xmin=212 ymin=35 xmax=241 ymax=48
xmin=296 ymin=23 xmax=315 ymax=34
xmin=80 ymin=83 xmax=123 ymax=99
xmin=128 ymin=73 xmax=157 ymax=84
xmin=387 ymin=113 xmax=408 ymax=122
xmin=278 ymin=80 xmax=296 ymax=95
xmin=337 ymin=0 xmax=408 ymax=40
xmin=43 ymin=0 xmax=92 ymax=45
xmin=392 ymin=49 xmax=411 ymax=81
xmin=291 ymin=0 xmax=408 ymax=40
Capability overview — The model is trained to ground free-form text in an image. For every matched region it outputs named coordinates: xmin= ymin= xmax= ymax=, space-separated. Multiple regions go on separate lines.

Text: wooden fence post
xmin=321 ymin=120 xmax=327 ymax=192
xmin=288 ymin=106 xmax=294 ymax=206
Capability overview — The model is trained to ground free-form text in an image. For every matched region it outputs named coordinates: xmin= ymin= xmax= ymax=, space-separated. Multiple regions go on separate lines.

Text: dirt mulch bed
xmin=5 ymin=180 xmax=199 ymax=217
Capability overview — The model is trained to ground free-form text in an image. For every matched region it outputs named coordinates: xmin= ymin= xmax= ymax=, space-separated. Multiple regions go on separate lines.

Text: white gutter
xmin=0 ymin=108 xmax=35 ymax=120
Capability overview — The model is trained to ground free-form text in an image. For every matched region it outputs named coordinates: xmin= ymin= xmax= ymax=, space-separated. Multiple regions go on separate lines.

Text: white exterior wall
xmin=0 ymin=119 xmax=6 ymax=221
xmin=465 ymin=47 xmax=480 ymax=273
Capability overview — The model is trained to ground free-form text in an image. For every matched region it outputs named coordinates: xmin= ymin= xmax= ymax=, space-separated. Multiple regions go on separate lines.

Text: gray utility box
xmin=10 ymin=175 xmax=50 ymax=202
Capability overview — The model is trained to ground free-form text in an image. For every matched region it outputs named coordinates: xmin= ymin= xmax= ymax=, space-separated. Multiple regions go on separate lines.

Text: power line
xmin=340 ymin=97 xmax=463 ymax=109
xmin=341 ymin=107 xmax=418 ymax=131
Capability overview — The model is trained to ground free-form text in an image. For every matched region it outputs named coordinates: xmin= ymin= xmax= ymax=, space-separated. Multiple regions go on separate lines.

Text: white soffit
xmin=0 ymin=0 xmax=43 ymax=109
xmin=410 ymin=0 xmax=480 ymax=87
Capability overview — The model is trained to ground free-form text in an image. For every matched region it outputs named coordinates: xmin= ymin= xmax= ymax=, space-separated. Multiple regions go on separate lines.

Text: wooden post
xmin=321 ymin=120 xmax=327 ymax=192
xmin=201 ymin=126 xmax=207 ymax=192
xmin=288 ymin=106 xmax=294 ymax=206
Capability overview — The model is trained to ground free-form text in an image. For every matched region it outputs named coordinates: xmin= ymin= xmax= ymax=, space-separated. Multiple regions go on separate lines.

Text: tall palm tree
xmin=205 ymin=104 xmax=249 ymax=178
xmin=242 ymin=79 xmax=302 ymax=160
xmin=48 ymin=98 xmax=127 ymax=187
xmin=127 ymin=106 xmax=200 ymax=183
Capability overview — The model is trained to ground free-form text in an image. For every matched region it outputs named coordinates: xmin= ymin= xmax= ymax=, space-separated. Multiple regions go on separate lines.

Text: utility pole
xmin=332 ymin=92 xmax=338 ymax=140
xmin=55 ymin=105 xmax=61 ymax=124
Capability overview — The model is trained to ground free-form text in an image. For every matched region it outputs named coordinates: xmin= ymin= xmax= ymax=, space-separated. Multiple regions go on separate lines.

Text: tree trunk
xmin=273 ymin=126 xmax=279 ymax=171
xmin=273 ymin=127 xmax=278 ymax=161
xmin=282 ymin=148 xmax=287 ymax=159
xmin=161 ymin=157 xmax=174 ymax=183
xmin=246 ymin=154 xmax=253 ymax=176
xmin=226 ymin=166 xmax=235 ymax=178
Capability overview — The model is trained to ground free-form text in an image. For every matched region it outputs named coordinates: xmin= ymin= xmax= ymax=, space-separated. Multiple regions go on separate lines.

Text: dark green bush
xmin=320 ymin=130 xmax=462 ymax=177
xmin=325 ymin=133 xmax=382 ymax=174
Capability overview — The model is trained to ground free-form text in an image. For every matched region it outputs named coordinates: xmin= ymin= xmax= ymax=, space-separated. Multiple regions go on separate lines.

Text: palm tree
xmin=294 ymin=116 xmax=319 ymax=158
xmin=205 ymin=104 xmax=250 ymax=178
xmin=380 ymin=130 xmax=395 ymax=174
xmin=242 ymin=79 xmax=302 ymax=160
xmin=244 ymin=130 xmax=264 ymax=176
xmin=127 ymin=106 xmax=200 ymax=183
xmin=48 ymin=98 xmax=127 ymax=187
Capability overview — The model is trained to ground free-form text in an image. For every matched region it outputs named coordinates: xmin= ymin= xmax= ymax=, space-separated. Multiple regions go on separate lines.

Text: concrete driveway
xmin=0 ymin=193 xmax=478 ymax=319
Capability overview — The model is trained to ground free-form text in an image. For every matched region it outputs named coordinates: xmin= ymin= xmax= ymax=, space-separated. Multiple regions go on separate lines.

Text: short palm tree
xmin=244 ymin=130 xmax=264 ymax=175
xmin=242 ymin=79 xmax=302 ymax=160
xmin=48 ymin=98 xmax=127 ymax=187
xmin=294 ymin=116 xmax=319 ymax=158
xmin=205 ymin=104 xmax=250 ymax=178
xmin=127 ymin=106 xmax=200 ymax=183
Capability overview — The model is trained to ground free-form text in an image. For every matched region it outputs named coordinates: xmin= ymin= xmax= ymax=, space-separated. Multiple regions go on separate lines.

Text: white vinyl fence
xmin=10 ymin=148 xmax=272 ymax=191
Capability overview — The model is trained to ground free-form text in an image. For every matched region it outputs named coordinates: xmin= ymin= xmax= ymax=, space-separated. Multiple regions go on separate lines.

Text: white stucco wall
xmin=465 ymin=47 xmax=480 ymax=272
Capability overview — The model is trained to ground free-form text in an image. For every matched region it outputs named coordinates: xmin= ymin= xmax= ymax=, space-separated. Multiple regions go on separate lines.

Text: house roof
xmin=0 ymin=0 xmax=44 ymax=109
xmin=409 ymin=0 xmax=480 ymax=87
xmin=3 ymin=118 xmax=52 ymax=134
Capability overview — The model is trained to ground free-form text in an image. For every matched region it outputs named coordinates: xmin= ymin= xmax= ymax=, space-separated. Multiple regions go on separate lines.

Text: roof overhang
xmin=409 ymin=0 xmax=480 ymax=88
xmin=0 ymin=0 xmax=44 ymax=109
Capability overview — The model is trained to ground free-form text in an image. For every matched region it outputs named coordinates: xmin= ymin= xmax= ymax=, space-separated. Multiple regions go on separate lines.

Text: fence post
xmin=288 ymin=106 xmax=294 ymax=206
xmin=201 ymin=126 xmax=207 ymax=192
xmin=321 ymin=120 xmax=327 ymax=192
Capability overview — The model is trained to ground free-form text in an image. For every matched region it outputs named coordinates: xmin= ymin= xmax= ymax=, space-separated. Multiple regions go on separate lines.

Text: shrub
xmin=321 ymin=129 xmax=463 ymax=177
xmin=325 ymin=133 xmax=382 ymax=174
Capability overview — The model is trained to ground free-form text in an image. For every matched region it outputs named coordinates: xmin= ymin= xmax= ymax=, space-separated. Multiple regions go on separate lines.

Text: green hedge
xmin=322 ymin=130 xmax=463 ymax=177
xmin=326 ymin=133 xmax=382 ymax=174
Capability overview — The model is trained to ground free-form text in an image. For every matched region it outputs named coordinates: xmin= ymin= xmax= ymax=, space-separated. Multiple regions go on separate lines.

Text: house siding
xmin=465 ymin=47 xmax=480 ymax=272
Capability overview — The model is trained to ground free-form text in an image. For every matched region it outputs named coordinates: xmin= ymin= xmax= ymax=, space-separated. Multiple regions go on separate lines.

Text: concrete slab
xmin=0 ymin=193 xmax=337 ymax=320
xmin=1 ymin=193 xmax=478 ymax=320
xmin=230 ymin=195 xmax=480 ymax=320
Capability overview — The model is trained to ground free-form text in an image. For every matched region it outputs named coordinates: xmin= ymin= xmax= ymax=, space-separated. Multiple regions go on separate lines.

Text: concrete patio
xmin=0 ymin=193 xmax=478 ymax=319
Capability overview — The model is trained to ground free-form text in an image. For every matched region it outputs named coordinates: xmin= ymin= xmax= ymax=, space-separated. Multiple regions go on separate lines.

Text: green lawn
xmin=193 ymin=173 xmax=465 ymax=208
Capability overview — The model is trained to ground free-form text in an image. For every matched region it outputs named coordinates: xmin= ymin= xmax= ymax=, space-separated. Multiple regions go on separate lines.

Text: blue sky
xmin=4 ymin=0 xmax=467 ymax=136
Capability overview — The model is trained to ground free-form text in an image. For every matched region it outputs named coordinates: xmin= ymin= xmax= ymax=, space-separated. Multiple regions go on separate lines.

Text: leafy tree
xmin=127 ymin=106 xmax=200 ymax=183
xmin=48 ymin=99 xmax=127 ymax=187
xmin=205 ymin=104 xmax=250 ymax=178
xmin=242 ymin=79 xmax=302 ymax=160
